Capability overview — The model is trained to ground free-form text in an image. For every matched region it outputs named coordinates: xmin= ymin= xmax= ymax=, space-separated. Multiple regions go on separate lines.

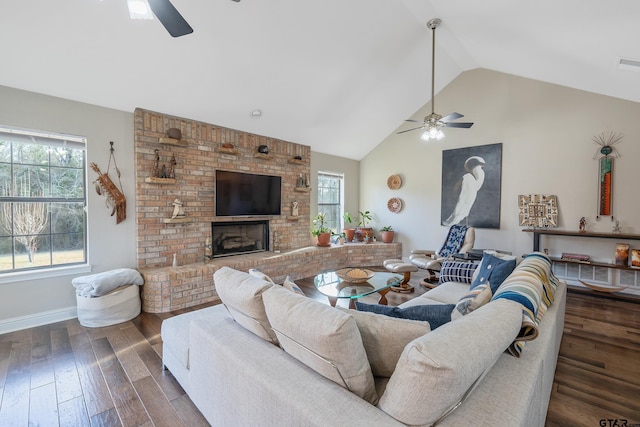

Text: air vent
xmin=618 ymin=57 xmax=640 ymax=71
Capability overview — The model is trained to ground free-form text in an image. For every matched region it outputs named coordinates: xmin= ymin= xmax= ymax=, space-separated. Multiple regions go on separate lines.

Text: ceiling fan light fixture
xmin=128 ymin=0 xmax=154 ymax=20
xmin=421 ymin=124 xmax=445 ymax=142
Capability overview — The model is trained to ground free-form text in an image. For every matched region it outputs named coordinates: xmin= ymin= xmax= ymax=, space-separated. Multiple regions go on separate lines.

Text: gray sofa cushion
xmin=263 ymin=285 xmax=378 ymax=404
xmin=378 ymin=299 xmax=522 ymax=426
xmin=214 ymin=266 xmax=277 ymax=344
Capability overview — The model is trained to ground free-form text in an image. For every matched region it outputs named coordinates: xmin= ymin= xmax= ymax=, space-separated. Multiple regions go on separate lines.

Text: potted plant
xmin=311 ymin=213 xmax=331 ymax=247
xmin=343 ymin=212 xmax=355 ymax=242
xmin=356 ymin=210 xmax=373 ymax=243
xmin=380 ymin=226 xmax=395 ymax=243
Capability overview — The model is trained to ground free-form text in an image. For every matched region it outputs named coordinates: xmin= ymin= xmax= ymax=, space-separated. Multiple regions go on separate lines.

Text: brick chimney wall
xmin=134 ymin=108 xmax=311 ymax=269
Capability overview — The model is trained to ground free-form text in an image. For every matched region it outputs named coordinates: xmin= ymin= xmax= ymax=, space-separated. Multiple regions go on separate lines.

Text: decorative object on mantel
xmin=612 ymin=219 xmax=622 ymax=234
xmin=593 ymin=131 xmax=622 ymax=219
xmin=171 ymin=199 xmax=186 ymax=219
xmin=387 ymin=197 xmax=403 ymax=213
xmin=167 ymin=128 xmax=182 ymax=140
xmin=631 ymin=249 xmax=640 ymax=268
xmin=579 ymin=217 xmax=586 ymax=233
xmin=578 ymin=279 xmax=628 ymax=293
xmin=518 ymin=195 xmax=558 ymax=228
xmin=561 ymin=253 xmax=590 ymax=262
xmin=296 ymin=174 xmax=305 ymax=188
xmin=305 ymin=173 xmax=310 ymax=187
xmin=387 ymin=174 xmax=402 ymax=190
xmin=294 ymin=155 xmax=302 ymax=160
xmin=258 ymin=145 xmax=269 ymax=154
xmin=615 ymin=243 xmax=629 ymax=266
xmin=90 ymin=141 xmax=126 ymax=224
xmin=292 ymin=201 xmax=299 ymax=217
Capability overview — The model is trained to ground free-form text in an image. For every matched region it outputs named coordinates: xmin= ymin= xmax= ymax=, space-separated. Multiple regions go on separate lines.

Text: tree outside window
xmin=0 ymin=127 xmax=87 ymax=273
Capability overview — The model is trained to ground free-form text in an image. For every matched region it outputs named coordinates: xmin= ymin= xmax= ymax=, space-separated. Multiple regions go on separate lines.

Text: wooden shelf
xmin=287 ymin=158 xmax=307 ymax=165
xmin=294 ymin=186 xmax=311 ymax=193
xmin=254 ymin=153 xmax=273 ymax=160
xmin=159 ymin=137 xmax=188 ymax=146
xmin=218 ymin=147 xmax=238 ymax=155
xmin=549 ymin=256 xmax=639 ymax=272
xmin=145 ymin=177 xmax=176 ymax=184
xmin=523 ymin=229 xmax=640 ymax=251
xmin=163 ymin=217 xmax=191 ymax=224
xmin=287 ymin=215 xmax=303 ymax=221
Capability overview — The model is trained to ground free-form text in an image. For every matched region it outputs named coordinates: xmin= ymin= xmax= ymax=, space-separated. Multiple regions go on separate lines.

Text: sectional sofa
xmin=161 ymin=252 xmax=566 ymax=426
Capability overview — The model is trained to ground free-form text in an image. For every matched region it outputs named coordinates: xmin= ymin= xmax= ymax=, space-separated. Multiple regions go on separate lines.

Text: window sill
xmin=0 ymin=264 xmax=92 ymax=285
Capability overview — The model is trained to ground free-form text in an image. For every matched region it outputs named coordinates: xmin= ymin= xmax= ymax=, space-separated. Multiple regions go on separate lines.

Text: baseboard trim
xmin=0 ymin=306 xmax=77 ymax=335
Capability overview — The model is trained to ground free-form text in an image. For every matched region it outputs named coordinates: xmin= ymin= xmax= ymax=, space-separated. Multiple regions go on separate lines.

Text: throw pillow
xmin=355 ymin=302 xmax=455 ymax=330
xmin=214 ymin=266 xmax=278 ymax=344
xmin=262 ymin=286 xmax=378 ymax=404
xmin=470 ymin=253 xmax=516 ymax=293
xmin=438 ymin=260 xmax=479 ymax=285
xmin=377 ymin=299 xmax=522 ymax=426
xmin=451 ymin=282 xmax=493 ymax=320
xmin=339 ymin=307 xmax=431 ymax=377
xmin=248 ymin=268 xmax=276 ymax=284
xmin=282 ymin=276 xmax=305 ymax=296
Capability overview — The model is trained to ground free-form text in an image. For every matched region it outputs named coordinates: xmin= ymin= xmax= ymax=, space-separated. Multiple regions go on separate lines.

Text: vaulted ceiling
xmin=1 ymin=1 xmax=639 ymax=160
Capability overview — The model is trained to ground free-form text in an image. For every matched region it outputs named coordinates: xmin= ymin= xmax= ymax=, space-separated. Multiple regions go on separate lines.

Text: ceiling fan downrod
xmin=427 ymin=18 xmax=441 ymax=116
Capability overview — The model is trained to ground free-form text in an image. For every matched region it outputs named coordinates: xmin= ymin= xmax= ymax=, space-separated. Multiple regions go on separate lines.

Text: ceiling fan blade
xmin=404 ymin=119 xmax=425 ymax=124
xmin=440 ymin=112 xmax=463 ymax=123
xmin=444 ymin=122 xmax=474 ymax=128
xmin=148 ymin=0 xmax=193 ymax=37
xmin=397 ymin=126 xmax=425 ymax=134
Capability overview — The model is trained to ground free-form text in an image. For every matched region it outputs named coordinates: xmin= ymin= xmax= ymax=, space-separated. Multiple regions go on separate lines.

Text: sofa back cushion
xmin=339 ymin=308 xmax=431 ymax=377
xmin=214 ymin=266 xmax=277 ymax=344
xmin=377 ymin=299 xmax=522 ymax=426
xmin=262 ymin=286 xmax=378 ymax=404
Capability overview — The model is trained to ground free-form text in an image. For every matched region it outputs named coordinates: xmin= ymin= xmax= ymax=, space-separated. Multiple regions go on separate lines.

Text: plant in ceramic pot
xmin=356 ymin=210 xmax=373 ymax=243
xmin=343 ymin=212 xmax=356 ymax=242
xmin=311 ymin=213 xmax=331 ymax=247
xmin=380 ymin=226 xmax=395 ymax=243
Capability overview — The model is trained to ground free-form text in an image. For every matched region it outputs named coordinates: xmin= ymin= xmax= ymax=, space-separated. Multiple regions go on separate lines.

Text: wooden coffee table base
xmin=327 ymin=287 xmax=391 ymax=309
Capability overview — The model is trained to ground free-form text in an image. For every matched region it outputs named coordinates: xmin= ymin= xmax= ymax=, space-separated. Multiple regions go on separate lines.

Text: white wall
xmin=0 ymin=85 xmax=137 ymax=331
xmin=310 ymin=151 xmax=360 ymax=229
xmin=361 ymin=69 xmax=640 ymax=261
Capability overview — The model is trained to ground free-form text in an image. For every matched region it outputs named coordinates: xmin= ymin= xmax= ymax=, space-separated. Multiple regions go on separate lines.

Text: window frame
xmin=317 ymin=171 xmax=345 ymax=234
xmin=0 ymin=125 xmax=89 ymax=278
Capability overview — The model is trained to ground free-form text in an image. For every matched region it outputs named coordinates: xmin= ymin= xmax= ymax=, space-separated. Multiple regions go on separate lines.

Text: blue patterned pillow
xmin=470 ymin=254 xmax=516 ymax=293
xmin=438 ymin=224 xmax=468 ymax=257
xmin=355 ymin=302 xmax=455 ymax=329
xmin=438 ymin=261 xmax=479 ymax=285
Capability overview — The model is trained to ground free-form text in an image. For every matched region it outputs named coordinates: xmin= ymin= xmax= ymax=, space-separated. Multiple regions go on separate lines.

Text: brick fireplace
xmin=134 ymin=108 xmax=311 ymax=268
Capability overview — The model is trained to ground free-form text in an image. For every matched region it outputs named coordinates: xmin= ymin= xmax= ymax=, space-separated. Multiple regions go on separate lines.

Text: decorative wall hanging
xmin=387 ymin=197 xmax=403 ymax=213
xmin=90 ymin=141 xmax=126 ymax=224
xmin=593 ymin=131 xmax=622 ymax=219
xmin=387 ymin=174 xmax=402 ymax=190
xmin=518 ymin=195 xmax=559 ymax=228
xmin=441 ymin=143 xmax=502 ymax=229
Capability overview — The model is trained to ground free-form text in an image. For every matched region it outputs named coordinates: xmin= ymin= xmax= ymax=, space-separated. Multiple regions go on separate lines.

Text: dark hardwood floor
xmin=0 ymin=273 xmax=638 ymax=426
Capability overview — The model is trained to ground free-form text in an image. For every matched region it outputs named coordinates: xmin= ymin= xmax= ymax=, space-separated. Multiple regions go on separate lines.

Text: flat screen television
xmin=215 ymin=170 xmax=282 ymax=216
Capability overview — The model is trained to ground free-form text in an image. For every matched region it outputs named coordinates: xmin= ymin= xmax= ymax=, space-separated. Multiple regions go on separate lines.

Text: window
xmin=317 ymin=172 xmax=344 ymax=233
xmin=0 ymin=126 xmax=87 ymax=273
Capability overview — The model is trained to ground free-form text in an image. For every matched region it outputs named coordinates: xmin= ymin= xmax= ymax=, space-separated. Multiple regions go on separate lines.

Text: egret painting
xmin=441 ymin=143 xmax=502 ymax=229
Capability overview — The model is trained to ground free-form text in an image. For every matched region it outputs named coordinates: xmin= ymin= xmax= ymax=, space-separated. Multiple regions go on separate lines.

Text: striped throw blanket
xmin=492 ymin=252 xmax=559 ymax=357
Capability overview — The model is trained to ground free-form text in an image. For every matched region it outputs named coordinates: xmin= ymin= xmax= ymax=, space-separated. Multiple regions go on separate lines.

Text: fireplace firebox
xmin=211 ymin=220 xmax=269 ymax=258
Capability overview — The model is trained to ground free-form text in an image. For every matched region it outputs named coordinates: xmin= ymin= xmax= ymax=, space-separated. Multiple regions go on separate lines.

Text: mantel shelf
xmin=287 ymin=215 xmax=303 ymax=221
xmin=163 ymin=217 xmax=191 ymax=224
xmin=217 ymin=147 xmax=238 ymax=155
xmin=254 ymin=153 xmax=273 ymax=160
xmin=287 ymin=158 xmax=307 ymax=165
xmin=159 ymin=137 xmax=188 ymax=146
xmin=145 ymin=177 xmax=176 ymax=184
xmin=294 ymin=186 xmax=311 ymax=193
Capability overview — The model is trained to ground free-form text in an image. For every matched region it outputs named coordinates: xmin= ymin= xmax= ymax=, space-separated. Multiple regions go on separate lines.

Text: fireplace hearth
xmin=211 ymin=220 xmax=269 ymax=258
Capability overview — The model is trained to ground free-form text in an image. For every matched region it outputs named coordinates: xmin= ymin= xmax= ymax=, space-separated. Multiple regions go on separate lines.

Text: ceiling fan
xmin=127 ymin=0 xmax=195 ymax=37
xmin=397 ymin=18 xmax=473 ymax=141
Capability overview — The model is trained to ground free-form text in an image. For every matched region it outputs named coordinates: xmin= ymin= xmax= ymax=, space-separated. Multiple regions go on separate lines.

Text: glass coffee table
xmin=313 ymin=269 xmax=403 ymax=309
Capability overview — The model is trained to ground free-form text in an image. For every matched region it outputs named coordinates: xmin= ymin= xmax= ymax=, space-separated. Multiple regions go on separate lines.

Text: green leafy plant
xmin=357 ymin=210 xmax=372 ymax=227
xmin=311 ymin=212 xmax=330 ymax=237
xmin=343 ymin=212 xmax=354 ymax=226
xmin=380 ymin=225 xmax=393 ymax=232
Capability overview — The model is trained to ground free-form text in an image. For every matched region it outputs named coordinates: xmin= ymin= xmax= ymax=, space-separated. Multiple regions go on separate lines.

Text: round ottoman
xmin=383 ymin=259 xmax=417 ymax=293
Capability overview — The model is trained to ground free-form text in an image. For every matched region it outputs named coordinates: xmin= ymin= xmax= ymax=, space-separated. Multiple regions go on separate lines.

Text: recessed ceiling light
xmin=618 ymin=57 xmax=640 ymax=71
xmin=250 ymin=109 xmax=262 ymax=119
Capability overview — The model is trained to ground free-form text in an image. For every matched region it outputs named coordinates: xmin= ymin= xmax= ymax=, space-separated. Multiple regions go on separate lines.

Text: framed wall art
xmin=518 ymin=194 xmax=559 ymax=228
xmin=441 ymin=143 xmax=502 ymax=229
